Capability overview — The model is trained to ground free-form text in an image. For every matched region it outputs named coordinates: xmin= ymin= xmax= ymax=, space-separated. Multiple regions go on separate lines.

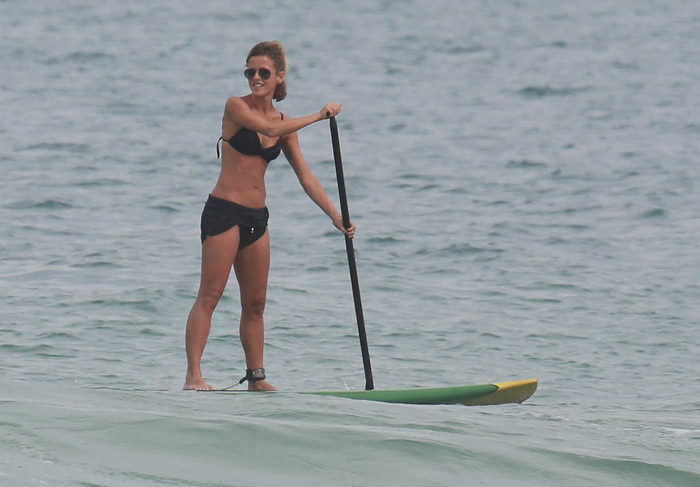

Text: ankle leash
xmin=238 ymin=368 xmax=266 ymax=385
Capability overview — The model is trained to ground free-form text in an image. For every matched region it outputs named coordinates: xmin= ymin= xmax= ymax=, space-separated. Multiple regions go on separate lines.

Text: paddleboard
xmin=216 ymin=379 xmax=537 ymax=406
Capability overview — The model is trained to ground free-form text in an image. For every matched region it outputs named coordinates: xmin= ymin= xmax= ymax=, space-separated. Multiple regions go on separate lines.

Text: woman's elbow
xmin=300 ymin=175 xmax=320 ymax=192
xmin=262 ymin=122 xmax=282 ymax=138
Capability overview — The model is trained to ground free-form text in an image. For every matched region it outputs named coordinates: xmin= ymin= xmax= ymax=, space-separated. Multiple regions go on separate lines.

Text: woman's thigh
xmin=233 ymin=230 xmax=270 ymax=311
xmin=198 ymin=226 xmax=241 ymax=306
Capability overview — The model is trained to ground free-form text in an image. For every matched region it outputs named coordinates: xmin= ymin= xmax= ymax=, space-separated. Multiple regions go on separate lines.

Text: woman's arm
xmin=224 ymin=97 xmax=341 ymax=138
xmin=282 ymin=131 xmax=356 ymax=237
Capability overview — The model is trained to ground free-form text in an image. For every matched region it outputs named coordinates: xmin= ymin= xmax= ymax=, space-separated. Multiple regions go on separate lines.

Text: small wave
xmin=138 ymin=328 xmax=168 ymax=337
xmin=416 ymin=242 xmax=503 ymax=257
xmin=639 ymin=208 xmax=666 ymax=219
xmin=305 ymin=265 xmax=330 ymax=273
xmin=19 ymin=142 xmax=91 ymax=153
xmin=79 ymin=298 xmax=158 ymax=313
xmin=530 ymin=447 xmax=700 ymax=486
xmin=8 ymin=199 xmax=75 ymax=210
xmin=516 ymin=85 xmax=590 ymax=99
xmin=149 ymin=204 xmax=180 ymax=213
xmin=45 ymin=51 xmax=116 ymax=65
xmin=439 ymin=40 xmax=485 ymax=55
xmin=367 ymin=236 xmax=404 ymax=245
xmin=70 ymin=261 xmax=123 ymax=269
xmin=612 ymin=60 xmax=641 ymax=71
xmin=74 ymin=178 xmax=129 ymax=187
xmin=37 ymin=330 xmax=79 ymax=340
xmin=0 ymin=342 xmax=67 ymax=357
xmin=507 ymin=159 xmax=548 ymax=169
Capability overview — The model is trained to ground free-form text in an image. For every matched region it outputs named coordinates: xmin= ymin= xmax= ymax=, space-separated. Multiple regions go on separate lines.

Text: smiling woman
xmin=245 ymin=41 xmax=288 ymax=102
xmin=183 ymin=41 xmax=355 ymax=392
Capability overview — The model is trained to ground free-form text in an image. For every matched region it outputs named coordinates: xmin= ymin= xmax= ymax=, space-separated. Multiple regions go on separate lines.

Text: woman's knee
xmin=197 ymin=285 xmax=225 ymax=313
xmin=241 ymin=295 xmax=266 ymax=317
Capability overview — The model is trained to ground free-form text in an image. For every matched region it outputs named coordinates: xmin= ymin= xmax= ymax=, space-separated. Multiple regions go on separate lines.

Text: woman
xmin=183 ymin=41 xmax=354 ymax=391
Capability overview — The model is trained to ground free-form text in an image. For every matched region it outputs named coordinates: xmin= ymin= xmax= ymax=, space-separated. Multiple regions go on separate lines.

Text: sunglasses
xmin=244 ymin=68 xmax=272 ymax=80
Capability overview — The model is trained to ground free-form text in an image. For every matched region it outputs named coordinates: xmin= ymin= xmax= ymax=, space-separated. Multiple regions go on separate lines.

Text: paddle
xmin=329 ymin=116 xmax=374 ymax=391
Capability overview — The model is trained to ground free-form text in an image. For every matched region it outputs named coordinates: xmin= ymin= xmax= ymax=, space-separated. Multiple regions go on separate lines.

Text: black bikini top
xmin=217 ymin=113 xmax=284 ymax=163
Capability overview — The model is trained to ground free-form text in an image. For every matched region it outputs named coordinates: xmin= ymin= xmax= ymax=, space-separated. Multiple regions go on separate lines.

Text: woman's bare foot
xmin=248 ymin=380 xmax=277 ymax=391
xmin=183 ymin=377 xmax=217 ymax=391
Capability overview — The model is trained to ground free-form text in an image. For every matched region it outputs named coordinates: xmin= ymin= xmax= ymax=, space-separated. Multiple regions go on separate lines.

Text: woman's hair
xmin=247 ymin=41 xmax=288 ymax=102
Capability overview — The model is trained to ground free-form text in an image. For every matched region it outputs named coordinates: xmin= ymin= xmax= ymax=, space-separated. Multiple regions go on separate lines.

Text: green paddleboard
xmin=216 ymin=379 xmax=537 ymax=406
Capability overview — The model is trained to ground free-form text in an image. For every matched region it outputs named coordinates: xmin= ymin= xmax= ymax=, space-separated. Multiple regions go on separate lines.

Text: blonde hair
xmin=246 ymin=41 xmax=288 ymax=101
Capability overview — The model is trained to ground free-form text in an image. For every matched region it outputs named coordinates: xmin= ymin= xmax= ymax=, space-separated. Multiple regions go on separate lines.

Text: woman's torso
xmin=210 ymin=97 xmax=283 ymax=208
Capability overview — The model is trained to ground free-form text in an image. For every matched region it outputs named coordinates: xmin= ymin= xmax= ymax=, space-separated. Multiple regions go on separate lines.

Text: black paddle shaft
xmin=329 ymin=116 xmax=374 ymax=391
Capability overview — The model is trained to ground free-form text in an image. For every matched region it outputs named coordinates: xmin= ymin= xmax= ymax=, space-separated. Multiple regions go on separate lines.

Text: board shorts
xmin=200 ymin=194 xmax=269 ymax=249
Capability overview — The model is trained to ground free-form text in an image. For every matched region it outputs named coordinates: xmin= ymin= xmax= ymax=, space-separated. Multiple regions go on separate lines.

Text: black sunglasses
xmin=244 ymin=68 xmax=272 ymax=80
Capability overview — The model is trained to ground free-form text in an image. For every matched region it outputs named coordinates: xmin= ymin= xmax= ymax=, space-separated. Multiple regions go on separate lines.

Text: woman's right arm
xmin=224 ymin=97 xmax=341 ymax=137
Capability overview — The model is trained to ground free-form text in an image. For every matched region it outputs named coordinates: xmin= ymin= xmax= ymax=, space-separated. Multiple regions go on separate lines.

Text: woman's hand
xmin=320 ymin=102 xmax=342 ymax=119
xmin=332 ymin=215 xmax=356 ymax=238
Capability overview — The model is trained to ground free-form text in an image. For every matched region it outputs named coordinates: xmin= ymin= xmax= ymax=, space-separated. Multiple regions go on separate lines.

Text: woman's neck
xmin=246 ymin=94 xmax=274 ymax=116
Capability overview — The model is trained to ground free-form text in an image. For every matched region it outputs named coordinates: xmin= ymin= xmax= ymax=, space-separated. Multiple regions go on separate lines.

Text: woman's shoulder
xmin=223 ymin=97 xmax=252 ymax=125
xmin=225 ymin=95 xmax=248 ymax=111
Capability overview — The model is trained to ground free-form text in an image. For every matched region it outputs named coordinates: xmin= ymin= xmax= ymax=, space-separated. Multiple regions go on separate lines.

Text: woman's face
xmin=246 ymin=55 xmax=284 ymax=97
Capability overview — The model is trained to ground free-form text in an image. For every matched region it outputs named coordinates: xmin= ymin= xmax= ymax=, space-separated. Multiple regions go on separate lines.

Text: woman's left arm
xmin=282 ymin=132 xmax=356 ymax=238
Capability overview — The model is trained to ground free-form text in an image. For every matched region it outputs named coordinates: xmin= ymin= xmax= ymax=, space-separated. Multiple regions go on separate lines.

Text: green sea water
xmin=2 ymin=1 xmax=699 ymax=485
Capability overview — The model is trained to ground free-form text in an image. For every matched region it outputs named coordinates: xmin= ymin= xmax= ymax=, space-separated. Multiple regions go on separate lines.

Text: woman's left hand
xmin=332 ymin=215 xmax=356 ymax=238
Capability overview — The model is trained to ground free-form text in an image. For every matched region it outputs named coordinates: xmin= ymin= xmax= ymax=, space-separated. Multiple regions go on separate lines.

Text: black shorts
xmin=200 ymin=194 xmax=269 ymax=249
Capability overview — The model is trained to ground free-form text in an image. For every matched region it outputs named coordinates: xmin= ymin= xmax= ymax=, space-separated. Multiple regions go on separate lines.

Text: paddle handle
xmin=329 ymin=116 xmax=374 ymax=391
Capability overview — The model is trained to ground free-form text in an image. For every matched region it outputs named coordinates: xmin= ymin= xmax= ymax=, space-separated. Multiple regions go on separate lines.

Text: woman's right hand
xmin=332 ymin=215 xmax=356 ymax=238
xmin=320 ymin=102 xmax=342 ymax=119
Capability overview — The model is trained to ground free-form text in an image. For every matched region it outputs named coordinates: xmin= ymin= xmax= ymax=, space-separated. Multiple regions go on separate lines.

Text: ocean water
xmin=2 ymin=0 xmax=699 ymax=485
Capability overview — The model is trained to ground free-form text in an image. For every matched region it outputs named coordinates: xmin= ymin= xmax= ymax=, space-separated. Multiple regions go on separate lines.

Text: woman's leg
xmin=234 ymin=230 xmax=276 ymax=391
xmin=183 ymin=227 xmax=240 ymax=390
